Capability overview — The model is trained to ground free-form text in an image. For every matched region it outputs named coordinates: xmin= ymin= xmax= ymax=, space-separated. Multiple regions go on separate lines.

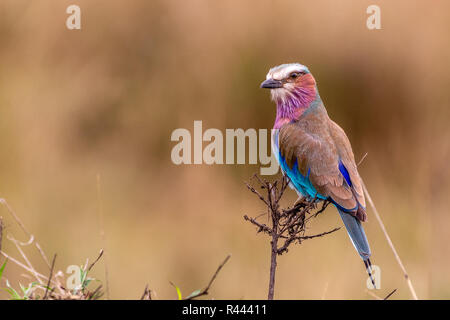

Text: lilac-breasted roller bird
xmin=260 ymin=63 xmax=375 ymax=286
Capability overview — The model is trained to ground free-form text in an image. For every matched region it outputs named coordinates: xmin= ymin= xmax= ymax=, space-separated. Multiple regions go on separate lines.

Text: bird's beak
xmin=260 ymin=78 xmax=283 ymax=89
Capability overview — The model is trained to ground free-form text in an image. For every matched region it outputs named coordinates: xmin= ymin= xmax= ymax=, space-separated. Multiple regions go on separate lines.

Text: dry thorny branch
xmin=244 ymin=174 xmax=340 ymax=300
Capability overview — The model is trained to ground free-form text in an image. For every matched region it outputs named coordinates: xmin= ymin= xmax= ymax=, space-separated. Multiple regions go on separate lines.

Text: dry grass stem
xmin=96 ymin=174 xmax=110 ymax=299
xmin=0 ymin=216 xmax=3 ymax=254
xmin=0 ymin=199 xmax=105 ymax=300
xmin=0 ymin=198 xmax=51 ymax=269
xmin=184 ymin=254 xmax=231 ymax=300
xmin=44 ymin=254 xmax=57 ymax=299
xmin=362 ymin=182 xmax=418 ymax=300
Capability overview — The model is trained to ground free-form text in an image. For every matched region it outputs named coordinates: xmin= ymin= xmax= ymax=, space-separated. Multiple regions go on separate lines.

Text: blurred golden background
xmin=0 ymin=0 xmax=449 ymax=299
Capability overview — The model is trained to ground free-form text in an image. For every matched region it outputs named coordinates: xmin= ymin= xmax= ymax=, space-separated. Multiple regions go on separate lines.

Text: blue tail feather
xmin=337 ymin=209 xmax=371 ymax=260
xmin=338 ymin=208 xmax=376 ymax=287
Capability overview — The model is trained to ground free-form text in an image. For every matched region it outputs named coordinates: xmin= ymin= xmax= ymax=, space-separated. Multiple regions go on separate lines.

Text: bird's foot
xmin=293 ymin=196 xmax=307 ymax=207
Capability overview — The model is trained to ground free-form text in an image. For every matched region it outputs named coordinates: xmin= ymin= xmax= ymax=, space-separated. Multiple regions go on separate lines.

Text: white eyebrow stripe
xmin=266 ymin=63 xmax=308 ymax=80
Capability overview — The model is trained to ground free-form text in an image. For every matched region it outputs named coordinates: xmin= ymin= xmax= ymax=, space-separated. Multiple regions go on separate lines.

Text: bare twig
xmin=362 ymin=182 xmax=418 ymax=300
xmin=268 ymin=200 xmax=278 ymax=300
xmin=245 ymin=183 xmax=269 ymax=207
xmin=244 ymin=174 xmax=337 ymax=300
xmin=366 ymin=288 xmax=397 ymax=300
xmin=185 ymin=254 xmax=231 ymax=300
xmin=294 ymin=227 xmax=340 ymax=241
xmin=243 ymin=215 xmax=272 ymax=235
xmin=277 ymin=227 xmax=340 ymax=255
xmin=88 ymin=249 xmax=104 ymax=272
xmin=140 ymin=284 xmax=152 ymax=300
xmin=384 ymin=288 xmax=397 ymax=300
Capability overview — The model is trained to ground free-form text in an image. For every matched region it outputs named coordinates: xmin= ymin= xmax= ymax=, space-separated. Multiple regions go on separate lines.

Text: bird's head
xmin=261 ymin=63 xmax=318 ymax=107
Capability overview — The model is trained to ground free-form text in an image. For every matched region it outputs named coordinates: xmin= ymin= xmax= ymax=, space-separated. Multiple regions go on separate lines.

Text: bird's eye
xmin=289 ymin=72 xmax=301 ymax=79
